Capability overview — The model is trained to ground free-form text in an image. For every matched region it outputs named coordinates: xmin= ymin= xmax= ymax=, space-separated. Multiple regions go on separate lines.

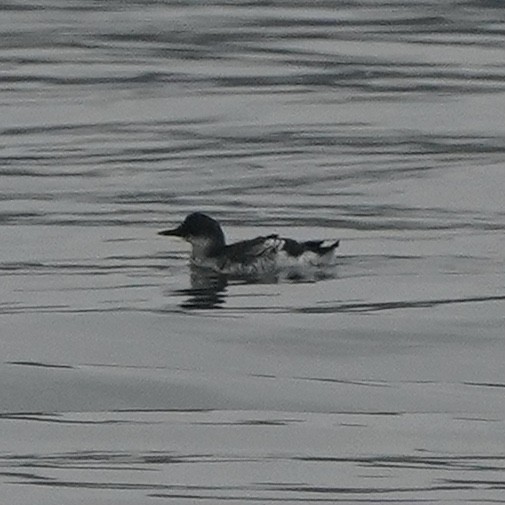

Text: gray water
xmin=1 ymin=1 xmax=505 ymax=503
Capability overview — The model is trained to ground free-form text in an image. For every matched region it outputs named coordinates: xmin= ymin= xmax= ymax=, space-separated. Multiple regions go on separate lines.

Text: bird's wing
xmin=224 ymin=234 xmax=283 ymax=262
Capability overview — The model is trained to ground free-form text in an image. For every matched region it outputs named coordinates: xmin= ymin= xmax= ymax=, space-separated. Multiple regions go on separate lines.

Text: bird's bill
xmin=158 ymin=226 xmax=183 ymax=237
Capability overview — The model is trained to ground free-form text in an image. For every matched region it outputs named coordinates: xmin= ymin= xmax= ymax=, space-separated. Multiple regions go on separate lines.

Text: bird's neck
xmin=190 ymin=236 xmax=224 ymax=260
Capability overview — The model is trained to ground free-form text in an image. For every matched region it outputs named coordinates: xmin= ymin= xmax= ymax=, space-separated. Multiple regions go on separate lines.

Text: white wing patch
xmin=318 ymin=240 xmax=340 ymax=249
xmin=262 ymin=236 xmax=284 ymax=253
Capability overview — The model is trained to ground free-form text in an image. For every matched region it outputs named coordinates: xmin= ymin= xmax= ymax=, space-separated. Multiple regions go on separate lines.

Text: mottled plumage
xmin=158 ymin=212 xmax=340 ymax=276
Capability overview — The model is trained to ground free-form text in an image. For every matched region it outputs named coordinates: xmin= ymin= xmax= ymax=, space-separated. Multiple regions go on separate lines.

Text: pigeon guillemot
xmin=158 ymin=212 xmax=340 ymax=276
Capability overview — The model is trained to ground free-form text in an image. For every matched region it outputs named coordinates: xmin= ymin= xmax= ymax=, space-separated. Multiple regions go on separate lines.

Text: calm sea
xmin=1 ymin=1 xmax=505 ymax=503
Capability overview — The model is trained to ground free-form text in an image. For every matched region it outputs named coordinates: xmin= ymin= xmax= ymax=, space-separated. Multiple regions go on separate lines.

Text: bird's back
xmin=214 ymin=235 xmax=339 ymax=275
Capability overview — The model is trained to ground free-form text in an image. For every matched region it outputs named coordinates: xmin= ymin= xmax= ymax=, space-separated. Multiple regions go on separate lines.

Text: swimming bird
xmin=158 ymin=212 xmax=340 ymax=277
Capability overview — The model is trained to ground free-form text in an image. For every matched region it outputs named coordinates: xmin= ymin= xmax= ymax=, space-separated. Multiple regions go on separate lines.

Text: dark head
xmin=158 ymin=212 xmax=226 ymax=258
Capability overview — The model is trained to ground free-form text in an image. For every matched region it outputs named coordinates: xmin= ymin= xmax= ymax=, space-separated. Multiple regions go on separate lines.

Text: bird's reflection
xmin=169 ymin=264 xmax=339 ymax=310
xmin=176 ymin=267 xmax=229 ymax=310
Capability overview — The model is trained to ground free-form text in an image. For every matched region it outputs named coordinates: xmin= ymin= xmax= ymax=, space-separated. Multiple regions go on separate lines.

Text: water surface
xmin=1 ymin=1 xmax=505 ymax=503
